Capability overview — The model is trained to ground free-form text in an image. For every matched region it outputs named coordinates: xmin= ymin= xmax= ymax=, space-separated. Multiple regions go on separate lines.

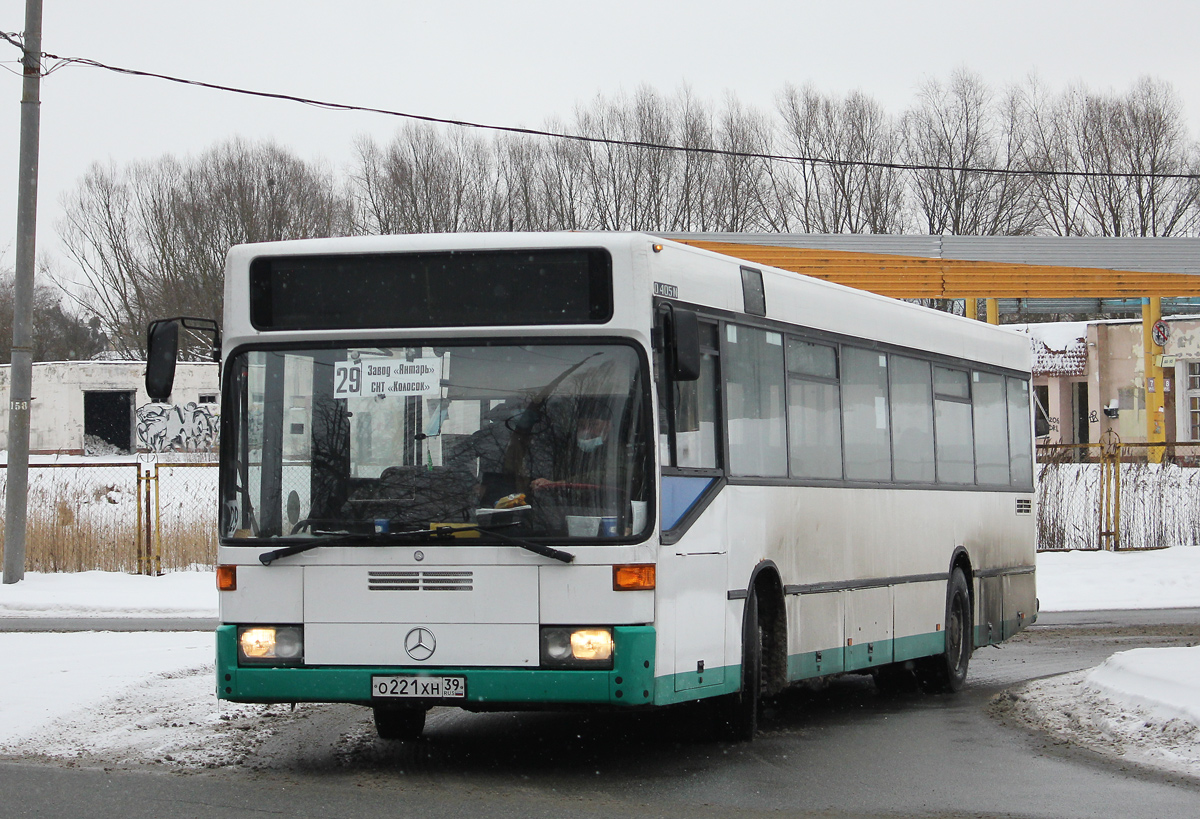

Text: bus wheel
xmin=917 ymin=568 xmax=972 ymax=694
xmin=373 ymin=705 xmax=427 ymax=740
xmin=717 ymin=588 xmax=762 ymax=741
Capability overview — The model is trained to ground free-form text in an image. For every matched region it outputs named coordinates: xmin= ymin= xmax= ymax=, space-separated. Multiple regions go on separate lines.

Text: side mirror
xmin=145 ymin=319 xmax=181 ymax=402
xmin=145 ymin=316 xmax=222 ymax=402
xmin=664 ymin=307 xmax=701 ymax=382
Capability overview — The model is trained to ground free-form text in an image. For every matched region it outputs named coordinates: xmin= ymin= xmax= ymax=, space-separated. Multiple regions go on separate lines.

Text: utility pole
xmin=4 ymin=0 xmax=44 ymax=584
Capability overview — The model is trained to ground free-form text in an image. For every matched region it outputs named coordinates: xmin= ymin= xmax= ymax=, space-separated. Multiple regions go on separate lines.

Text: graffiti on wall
xmin=136 ymin=402 xmax=218 ymax=452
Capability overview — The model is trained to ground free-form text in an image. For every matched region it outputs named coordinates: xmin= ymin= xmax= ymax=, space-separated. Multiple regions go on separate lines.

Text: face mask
xmin=576 ymin=435 xmax=604 ymax=453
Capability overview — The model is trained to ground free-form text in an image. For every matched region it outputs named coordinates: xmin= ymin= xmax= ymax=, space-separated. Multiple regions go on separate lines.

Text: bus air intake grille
xmin=1015 ymin=498 xmax=1033 ymax=515
xmin=367 ymin=570 xmax=474 ymax=592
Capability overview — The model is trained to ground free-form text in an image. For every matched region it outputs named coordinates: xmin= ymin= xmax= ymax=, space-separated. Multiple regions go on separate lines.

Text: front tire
xmin=373 ymin=705 xmax=427 ymax=740
xmin=917 ymin=568 xmax=972 ymax=693
xmin=717 ymin=589 xmax=762 ymax=741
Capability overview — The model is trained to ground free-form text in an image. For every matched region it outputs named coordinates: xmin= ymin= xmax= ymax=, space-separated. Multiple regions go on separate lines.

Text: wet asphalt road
xmin=1 ymin=609 xmax=1198 ymax=818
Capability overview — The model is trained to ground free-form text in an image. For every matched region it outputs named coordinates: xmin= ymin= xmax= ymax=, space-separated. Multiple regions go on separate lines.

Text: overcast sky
xmin=2 ymin=0 xmax=1199 ymax=279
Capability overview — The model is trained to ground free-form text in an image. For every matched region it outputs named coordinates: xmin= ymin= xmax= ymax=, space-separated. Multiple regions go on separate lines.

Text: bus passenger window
xmin=725 ymin=325 xmax=787 ymax=477
xmin=934 ymin=367 xmax=974 ymax=484
xmin=787 ymin=339 xmax=841 ymax=480
xmin=841 ymin=348 xmax=891 ymax=481
xmin=1008 ymin=378 xmax=1034 ymax=488
xmin=973 ymin=372 xmax=1010 ymax=485
xmin=890 ymin=356 xmax=935 ymax=483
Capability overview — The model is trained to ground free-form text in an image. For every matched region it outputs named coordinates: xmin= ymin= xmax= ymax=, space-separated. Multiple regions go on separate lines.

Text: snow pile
xmin=83 ymin=434 xmax=128 ymax=457
xmin=1086 ymin=647 xmax=1200 ymax=727
xmin=998 ymin=651 xmax=1200 ymax=780
xmin=0 ymin=570 xmax=216 ymax=618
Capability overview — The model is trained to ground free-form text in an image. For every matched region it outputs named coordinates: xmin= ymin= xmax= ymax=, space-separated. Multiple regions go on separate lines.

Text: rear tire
xmin=717 ymin=589 xmax=762 ymax=741
xmin=917 ymin=568 xmax=972 ymax=693
xmin=373 ymin=705 xmax=427 ymax=740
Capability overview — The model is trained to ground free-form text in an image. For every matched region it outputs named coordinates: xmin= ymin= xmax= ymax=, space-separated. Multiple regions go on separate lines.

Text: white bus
xmin=146 ymin=232 xmax=1036 ymax=741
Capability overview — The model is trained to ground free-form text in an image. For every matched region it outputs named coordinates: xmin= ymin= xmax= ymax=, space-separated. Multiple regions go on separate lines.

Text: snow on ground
xmin=0 ymin=570 xmax=216 ymax=618
xmin=0 ymin=630 xmax=306 ymax=769
xmin=1036 ymin=547 xmax=1200 ymax=611
xmin=1 ymin=549 xmax=1199 ymax=773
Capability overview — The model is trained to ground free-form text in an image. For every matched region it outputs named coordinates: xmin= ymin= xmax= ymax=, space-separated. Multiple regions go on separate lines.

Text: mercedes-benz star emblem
xmin=404 ymin=627 xmax=436 ymax=661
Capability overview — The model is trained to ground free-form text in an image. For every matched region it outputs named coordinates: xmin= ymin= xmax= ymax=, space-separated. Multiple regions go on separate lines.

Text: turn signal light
xmin=217 ymin=565 xmax=237 ymax=591
xmin=613 ymin=564 xmax=655 ymax=591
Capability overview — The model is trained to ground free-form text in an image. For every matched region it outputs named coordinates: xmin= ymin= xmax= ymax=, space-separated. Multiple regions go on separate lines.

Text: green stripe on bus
xmin=974 ymin=617 xmax=1028 ymax=647
xmin=217 ymin=625 xmax=656 ymax=706
xmin=652 ymin=668 xmax=741 ymax=706
xmin=893 ymin=631 xmax=948 ymax=662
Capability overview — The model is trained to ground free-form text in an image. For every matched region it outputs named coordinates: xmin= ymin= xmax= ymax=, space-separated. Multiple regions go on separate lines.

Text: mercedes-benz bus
xmin=145 ymin=232 xmax=1036 ymax=741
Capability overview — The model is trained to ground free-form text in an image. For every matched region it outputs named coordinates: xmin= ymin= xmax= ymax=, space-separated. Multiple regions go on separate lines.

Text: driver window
xmin=673 ymin=322 xmax=720 ymax=469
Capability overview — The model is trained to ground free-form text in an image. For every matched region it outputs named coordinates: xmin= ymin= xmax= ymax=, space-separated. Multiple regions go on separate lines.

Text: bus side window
xmin=673 ymin=322 xmax=720 ymax=469
xmin=787 ymin=338 xmax=842 ymax=480
xmin=1008 ymin=377 xmax=1034 ymax=488
xmin=934 ymin=367 xmax=974 ymax=484
xmin=890 ymin=355 xmax=935 ymax=483
xmin=725 ymin=324 xmax=787 ymax=477
xmin=973 ymin=371 xmax=1011 ymax=485
xmin=841 ymin=347 xmax=892 ymax=481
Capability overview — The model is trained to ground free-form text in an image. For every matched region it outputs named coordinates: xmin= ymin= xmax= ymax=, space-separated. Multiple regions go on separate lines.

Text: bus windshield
xmin=222 ymin=342 xmax=652 ymax=542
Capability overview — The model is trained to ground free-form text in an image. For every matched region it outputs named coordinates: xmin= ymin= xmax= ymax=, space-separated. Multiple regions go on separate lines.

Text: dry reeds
xmin=1 ymin=462 xmax=218 ymax=572
xmin=1036 ymin=453 xmax=1200 ymax=551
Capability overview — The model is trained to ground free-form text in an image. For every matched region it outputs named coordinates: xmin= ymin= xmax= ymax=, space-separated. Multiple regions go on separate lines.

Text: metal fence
xmin=1036 ymin=441 xmax=1200 ymax=552
xmin=0 ymin=457 xmax=218 ymax=573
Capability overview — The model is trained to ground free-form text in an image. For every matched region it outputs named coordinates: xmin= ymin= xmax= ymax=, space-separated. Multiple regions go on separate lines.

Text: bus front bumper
xmin=216 ymin=624 xmax=657 ymax=707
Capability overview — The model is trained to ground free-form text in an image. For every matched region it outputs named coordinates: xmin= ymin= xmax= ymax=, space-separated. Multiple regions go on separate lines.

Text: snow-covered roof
xmin=1009 ymin=322 xmax=1089 ymax=377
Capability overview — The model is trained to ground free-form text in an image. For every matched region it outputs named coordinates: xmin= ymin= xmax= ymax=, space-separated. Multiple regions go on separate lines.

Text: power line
xmin=3 ymin=35 xmax=1199 ymax=182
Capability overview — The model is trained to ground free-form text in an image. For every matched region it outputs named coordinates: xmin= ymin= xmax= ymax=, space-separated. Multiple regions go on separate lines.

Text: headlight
xmin=540 ymin=626 xmax=613 ymax=668
xmin=237 ymin=625 xmax=304 ymax=666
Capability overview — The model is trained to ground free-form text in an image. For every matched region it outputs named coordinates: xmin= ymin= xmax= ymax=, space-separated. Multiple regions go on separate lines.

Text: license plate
xmin=372 ymin=675 xmax=467 ymax=699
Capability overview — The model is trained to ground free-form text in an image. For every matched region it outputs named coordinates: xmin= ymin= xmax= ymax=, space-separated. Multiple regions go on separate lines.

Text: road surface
xmin=1 ymin=608 xmax=1197 ymax=818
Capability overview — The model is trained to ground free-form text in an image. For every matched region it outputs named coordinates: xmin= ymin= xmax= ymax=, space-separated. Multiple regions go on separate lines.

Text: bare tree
xmin=777 ymin=85 xmax=908 ymax=233
xmin=902 ymin=69 xmax=1037 ymax=235
xmin=1079 ymin=78 xmax=1200 ymax=236
xmin=60 ymin=139 xmax=353 ymax=357
xmin=495 ymin=133 xmax=546 ymax=231
xmin=708 ymin=95 xmax=773 ymax=232
xmin=1016 ymin=79 xmax=1092 ymax=235
xmin=1020 ymin=77 xmax=1200 ymax=236
xmin=0 ymin=268 xmax=106 ymax=362
xmin=537 ymin=119 xmax=591 ymax=231
xmin=353 ymin=125 xmax=505 ymax=234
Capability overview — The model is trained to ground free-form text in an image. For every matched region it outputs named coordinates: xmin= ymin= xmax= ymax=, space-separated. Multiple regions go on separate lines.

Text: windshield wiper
xmin=258 ymin=523 xmax=574 ymax=565
xmin=457 ymin=523 xmax=574 ymax=563
xmin=258 ymin=527 xmax=450 ymax=565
